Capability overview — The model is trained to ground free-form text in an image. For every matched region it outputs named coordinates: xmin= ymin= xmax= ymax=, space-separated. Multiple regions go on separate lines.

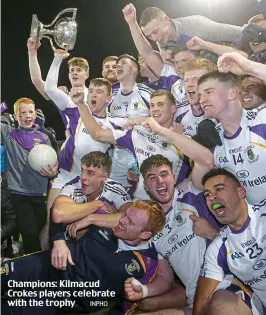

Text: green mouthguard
xmin=213 ymin=203 xmax=222 ymax=210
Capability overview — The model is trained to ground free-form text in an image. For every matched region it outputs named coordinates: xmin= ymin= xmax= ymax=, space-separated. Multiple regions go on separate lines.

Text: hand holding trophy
xmin=30 ymin=8 xmax=78 ymax=52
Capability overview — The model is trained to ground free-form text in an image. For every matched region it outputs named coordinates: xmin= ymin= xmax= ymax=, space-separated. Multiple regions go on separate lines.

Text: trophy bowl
xmin=54 ymin=17 xmax=77 ymax=50
xmin=30 ymin=8 xmax=77 ymax=51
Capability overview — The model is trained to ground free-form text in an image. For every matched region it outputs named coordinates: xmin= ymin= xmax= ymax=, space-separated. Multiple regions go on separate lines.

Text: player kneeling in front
xmin=193 ymin=168 xmax=266 ymax=315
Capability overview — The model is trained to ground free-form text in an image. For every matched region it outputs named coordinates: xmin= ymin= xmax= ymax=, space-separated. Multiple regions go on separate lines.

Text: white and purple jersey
xmin=112 ymin=126 xmax=189 ymax=200
xmin=153 ymin=182 xmax=219 ymax=306
xmin=108 ymin=82 xmax=152 ymax=119
xmin=160 ymin=64 xmax=189 ymax=111
xmin=142 ymin=64 xmax=187 ymax=109
xmin=202 ymin=202 xmax=266 ymax=312
xmin=175 ymin=105 xmax=205 ymax=137
xmin=108 ymin=83 xmax=153 ymax=187
xmin=59 ymin=111 xmax=123 ymax=183
xmin=214 ymin=107 xmax=266 ymax=204
xmin=60 ymin=177 xmax=132 ymax=210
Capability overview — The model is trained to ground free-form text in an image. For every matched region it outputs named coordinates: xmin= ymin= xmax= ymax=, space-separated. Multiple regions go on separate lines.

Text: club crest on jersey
xmin=247 ymin=149 xmax=255 ymax=160
xmin=132 ymin=102 xmax=139 ymax=110
xmin=244 ymin=145 xmax=259 ymax=163
xmin=33 ymin=138 xmax=41 ymax=146
xmin=175 ymin=214 xmax=186 ymax=227
xmin=161 ymin=141 xmax=170 ymax=150
xmin=125 ymin=259 xmax=140 ymax=275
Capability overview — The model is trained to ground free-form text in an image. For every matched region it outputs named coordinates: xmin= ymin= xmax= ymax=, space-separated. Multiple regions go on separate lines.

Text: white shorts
xmin=51 ymin=168 xmax=76 ymax=190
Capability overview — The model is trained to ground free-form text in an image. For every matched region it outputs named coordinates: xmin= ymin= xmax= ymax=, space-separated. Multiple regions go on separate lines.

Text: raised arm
xmin=142 ymin=117 xmax=214 ymax=189
xmin=70 ymin=88 xmax=116 ymax=144
xmin=66 ymin=212 xmax=123 ymax=238
xmin=52 ymin=195 xmax=105 ymax=224
xmin=122 ymin=3 xmax=164 ymax=77
xmin=186 ymin=36 xmax=248 ymax=58
xmin=218 ymin=52 xmax=266 ymax=85
xmin=27 ymin=38 xmax=50 ymax=100
xmin=44 ymin=50 xmax=73 ymax=111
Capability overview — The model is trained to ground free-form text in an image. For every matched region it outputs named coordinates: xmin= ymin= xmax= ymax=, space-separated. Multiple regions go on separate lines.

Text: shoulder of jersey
xmin=246 ymin=106 xmax=266 ymax=121
xmin=251 ymin=199 xmax=266 ymax=213
xmin=111 ymin=83 xmax=120 ymax=96
xmin=137 ymin=83 xmax=154 ymax=95
xmin=64 ymin=176 xmax=80 ymax=187
xmin=104 ymin=179 xmax=128 ymax=195
xmin=219 ymin=225 xmax=229 ymax=239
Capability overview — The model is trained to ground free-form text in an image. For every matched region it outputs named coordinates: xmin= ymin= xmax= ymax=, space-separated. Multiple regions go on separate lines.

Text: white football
xmin=28 ymin=144 xmax=57 ymax=173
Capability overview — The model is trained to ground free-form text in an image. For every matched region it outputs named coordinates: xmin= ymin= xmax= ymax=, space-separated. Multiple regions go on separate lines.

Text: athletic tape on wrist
xmin=131 ymin=278 xmax=148 ymax=298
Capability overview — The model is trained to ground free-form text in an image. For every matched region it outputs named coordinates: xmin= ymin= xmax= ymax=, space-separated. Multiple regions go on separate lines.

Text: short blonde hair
xmin=68 ymin=57 xmax=89 ymax=72
xmin=183 ymin=58 xmax=217 ymax=73
xmin=140 ymin=7 xmax=166 ymax=27
xmin=13 ymin=98 xmax=35 ymax=114
xmin=102 ymin=56 xmax=118 ymax=68
xmin=151 ymin=89 xmax=176 ymax=105
xmin=133 ymin=200 xmax=165 ymax=236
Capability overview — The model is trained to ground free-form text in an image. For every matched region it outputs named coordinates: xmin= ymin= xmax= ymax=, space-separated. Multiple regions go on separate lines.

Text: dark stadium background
xmin=2 ymin=0 xmax=258 ymax=140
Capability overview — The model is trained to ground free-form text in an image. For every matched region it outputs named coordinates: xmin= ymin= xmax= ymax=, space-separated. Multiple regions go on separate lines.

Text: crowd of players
xmin=1 ymin=2 xmax=266 ymax=315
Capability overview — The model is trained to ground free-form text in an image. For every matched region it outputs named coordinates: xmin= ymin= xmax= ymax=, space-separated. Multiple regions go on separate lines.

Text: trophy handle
xmin=42 ymin=35 xmax=70 ymax=52
xmin=43 ymin=8 xmax=77 ymax=28
xmin=42 ymin=35 xmax=57 ymax=52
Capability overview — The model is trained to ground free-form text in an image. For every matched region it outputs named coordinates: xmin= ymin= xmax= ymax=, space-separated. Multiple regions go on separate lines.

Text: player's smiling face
xmin=69 ymin=66 xmax=88 ymax=87
xmin=141 ymin=17 xmax=170 ymax=45
xmin=198 ymin=79 xmax=234 ymax=119
xmin=113 ymin=206 xmax=150 ymax=241
xmin=184 ymin=68 xmax=210 ymax=106
xmin=241 ymin=77 xmax=265 ymax=110
xmin=144 ymin=165 xmax=175 ymax=205
xmin=87 ymin=83 xmax=110 ymax=115
xmin=203 ymin=175 xmax=246 ymax=227
xmin=80 ymin=164 xmax=107 ymax=200
xmin=102 ymin=60 xmax=117 ymax=84
xmin=14 ymin=103 xmax=36 ymax=129
xmin=149 ymin=95 xmax=176 ymax=127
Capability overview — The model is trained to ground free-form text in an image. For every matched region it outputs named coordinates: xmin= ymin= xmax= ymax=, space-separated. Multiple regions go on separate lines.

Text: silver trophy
xmin=30 ymin=8 xmax=77 ymax=51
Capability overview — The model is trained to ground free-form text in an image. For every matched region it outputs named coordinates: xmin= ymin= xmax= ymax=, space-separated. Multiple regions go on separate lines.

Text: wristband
xmin=131 ymin=278 xmax=148 ymax=298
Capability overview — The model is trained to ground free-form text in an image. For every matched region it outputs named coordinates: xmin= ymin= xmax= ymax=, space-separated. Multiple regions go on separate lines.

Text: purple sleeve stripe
xmin=175 ymin=161 xmax=189 ymax=185
xmin=110 ymin=121 xmax=122 ymax=130
xmin=94 ymin=208 xmax=110 ymax=215
xmin=141 ymin=96 xmax=150 ymax=108
xmin=65 ymin=176 xmax=80 ymax=186
xmin=175 ymin=110 xmax=189 ymax=123
xmin=217 ymin=241 xmax=230 ymax=274
xmin=116 ymin=130 xmax=136 ymax=157
xmin=249 ymin=124 xmax=266 ymax=141
xmin=178 ymin=191 xmax=220 ymax=230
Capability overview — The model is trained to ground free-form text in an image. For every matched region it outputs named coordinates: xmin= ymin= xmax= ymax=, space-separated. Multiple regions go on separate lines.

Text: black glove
xmin=243 ymin=23 xmax=266 ymax=43
xmin=193 ymin=119 xmax=222 ymax=149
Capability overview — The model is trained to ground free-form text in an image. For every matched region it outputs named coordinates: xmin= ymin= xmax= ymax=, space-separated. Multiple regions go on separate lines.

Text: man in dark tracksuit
xmin=1 ymin=200 xmax=165 ymax=315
